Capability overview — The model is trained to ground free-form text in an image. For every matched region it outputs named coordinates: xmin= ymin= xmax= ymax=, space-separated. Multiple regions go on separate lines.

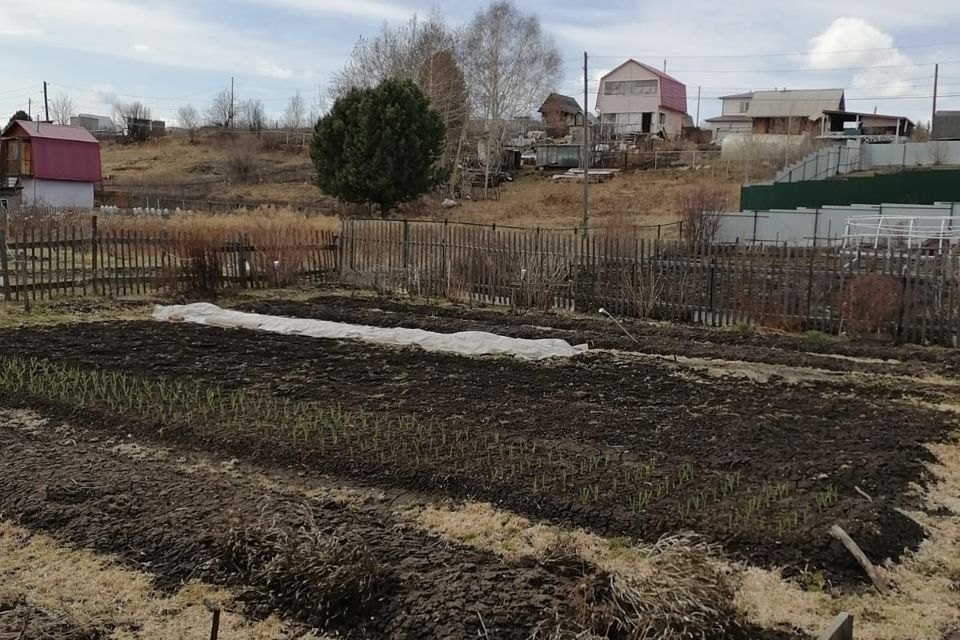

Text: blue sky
xmin=2 ymin=0 xmax=959 ymax=125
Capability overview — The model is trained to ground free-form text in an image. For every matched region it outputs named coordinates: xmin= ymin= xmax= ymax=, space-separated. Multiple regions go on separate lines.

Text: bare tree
xmin=332 ymin=10 xmax=468 ymax=192
xmin=238 ymin=99 xmax=266 ymax=131
xmin=420 ymin=50 xmax=469 ymax=192
xmin=113 ymin=101 xmax=152 ymax=142
xmin=462 ymin=0 xmax=561 ymax=188
xmin=283 ymin=91 xmax=306 ymax=129
xmin=177 ymin=104 xmax=200 ymax=142
xmin=207 ymin=88 xmax=238 ymax=128
xmin=49 ymin=92 xmax=76 ymax=125
xmin=307 ymin=89 xmax=329 ymax=126
xmin=332 ymin=11 xmax=459 ymax=96
xmin=677 ymin=185 xmax=728 ymax=250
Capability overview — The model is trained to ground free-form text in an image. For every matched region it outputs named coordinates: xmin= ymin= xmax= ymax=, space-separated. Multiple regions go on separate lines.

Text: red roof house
xmin=1 ymin=120 xmax=102 ymax=209
xmin=595 ymin=59 xmax=689 ymax=138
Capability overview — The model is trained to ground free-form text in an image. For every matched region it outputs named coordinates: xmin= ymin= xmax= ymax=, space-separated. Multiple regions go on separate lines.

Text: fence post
xmin=91 ymin=215 xmax=99 ymax=296
xmin=18 ymin=239 xmax=28 ymax=313
xmin=0 ymin=229 xmax=10 ymax=302
xmin=402 ymin=219 xmax=410 ymax=273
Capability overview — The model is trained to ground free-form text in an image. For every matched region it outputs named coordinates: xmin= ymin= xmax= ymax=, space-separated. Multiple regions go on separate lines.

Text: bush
xmin=839 ymin=274 xmax=902 ymax=335
xmin=222 ymin=134 xmax=262 ymax=184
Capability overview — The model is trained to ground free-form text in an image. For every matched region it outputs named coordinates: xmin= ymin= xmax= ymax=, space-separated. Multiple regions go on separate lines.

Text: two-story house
xmin=595 ymin=59 xmax=688 ymax=139
xmin=703 ymin=92 xmax=754 ymax=142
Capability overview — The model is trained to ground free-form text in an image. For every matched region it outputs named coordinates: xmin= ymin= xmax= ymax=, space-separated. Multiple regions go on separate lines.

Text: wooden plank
xmin=0 ymin=229 xmax=10 ymax=302
xmin=817 ymin=613 xmax=853 ymax=640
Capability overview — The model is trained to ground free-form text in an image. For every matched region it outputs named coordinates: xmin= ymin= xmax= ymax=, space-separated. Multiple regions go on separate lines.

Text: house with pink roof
xmin=1 ymin=120 xmax=102 ymax=209
xmin=595 ymin=59 xmax=689 ymax=139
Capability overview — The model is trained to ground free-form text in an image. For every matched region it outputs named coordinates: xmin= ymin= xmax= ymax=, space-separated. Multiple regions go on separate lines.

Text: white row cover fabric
xmin=153 ymin=303 xmax=588 ymax=361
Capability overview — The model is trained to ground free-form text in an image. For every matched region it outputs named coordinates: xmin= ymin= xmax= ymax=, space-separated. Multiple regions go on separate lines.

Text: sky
xmin=2 ymin=0 xmax=960 ymax=126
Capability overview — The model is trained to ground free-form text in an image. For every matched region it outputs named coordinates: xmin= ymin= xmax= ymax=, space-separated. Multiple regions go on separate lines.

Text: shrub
xmin=838 ymin=274 xmax=902 ymax=335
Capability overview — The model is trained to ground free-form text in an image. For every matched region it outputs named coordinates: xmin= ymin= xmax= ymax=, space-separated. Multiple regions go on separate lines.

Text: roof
xmin=2 ymin=120 xmax=99 ymax=143
xmin=704 ymin=115 xmax=752 ymax=122
xmin=599 ymin=58 xmax=686 ymax=87
xmin=746 ymin=89 xmax=845 ymax=120
xmin=539 ymin=93 xmax=582 ymax=115
xmin=822 ymin=110 xmax=914 ymax=125
xmin=719 ymin=92 xmax=754 ymax=100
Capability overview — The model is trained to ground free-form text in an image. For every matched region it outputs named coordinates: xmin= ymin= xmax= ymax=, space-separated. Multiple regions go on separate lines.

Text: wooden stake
xmin=829 ymin=524 xmax=889 ymax=594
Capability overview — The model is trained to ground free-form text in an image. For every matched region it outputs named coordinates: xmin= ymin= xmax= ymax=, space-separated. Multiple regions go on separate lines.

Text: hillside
xmin=100 ymin=132 xmax=742 ymax=228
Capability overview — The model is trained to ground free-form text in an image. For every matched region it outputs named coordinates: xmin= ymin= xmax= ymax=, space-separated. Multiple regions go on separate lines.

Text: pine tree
xmin=310 ymin=78 xmax=446 ymax=216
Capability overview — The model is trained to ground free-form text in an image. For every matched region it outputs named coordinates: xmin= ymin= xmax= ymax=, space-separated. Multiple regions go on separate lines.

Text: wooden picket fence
xmin=340 ymin=218 xmax=960 ymax=346
xmin=0 ymin=217 xmax=339 ymax=304
xmin=3 ymin=215 xmax=959 ymax=347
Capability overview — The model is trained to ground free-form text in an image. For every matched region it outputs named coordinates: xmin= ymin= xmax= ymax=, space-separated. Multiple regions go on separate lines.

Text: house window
xmin=658 ymin=113 xmax=667 ymax=126
xmin=604 ymin=79 xmax=659 ymax=96
xmin=739 ymin=101 xmax=750 ymax=113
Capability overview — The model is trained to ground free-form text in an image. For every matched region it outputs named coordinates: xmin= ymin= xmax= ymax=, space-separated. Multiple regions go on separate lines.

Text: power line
xmin=569 ymin=39 xmax=960 ymax=62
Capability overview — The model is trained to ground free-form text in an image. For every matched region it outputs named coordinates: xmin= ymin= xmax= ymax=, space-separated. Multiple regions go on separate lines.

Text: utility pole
xmin=43 ymin=81 xmax=49 ymax=122
xmin=696 ymin=85 xmax=701 ymax=128
xmin=582 ymin=51 xmax=590 ymax=237
xmin=27 ymin=98 xmax=31 ymax=120
xmin=931 ymin=63 xmax=939 ymax=138
xmin=229 ymin=76 xmax=235 ymax=128
xmin=663 ymin=59 xmax=667 ymax=74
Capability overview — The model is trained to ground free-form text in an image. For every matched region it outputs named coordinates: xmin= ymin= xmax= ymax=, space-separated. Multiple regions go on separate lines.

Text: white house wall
xmin=21 ymin=178 xmax=95 ymax=208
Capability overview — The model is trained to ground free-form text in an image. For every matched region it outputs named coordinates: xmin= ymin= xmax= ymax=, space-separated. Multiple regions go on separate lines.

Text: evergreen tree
xmin=310 ymin=78 xmax=446 ymax=216
xmin=8 ymin=110 xmax=30 ymax=124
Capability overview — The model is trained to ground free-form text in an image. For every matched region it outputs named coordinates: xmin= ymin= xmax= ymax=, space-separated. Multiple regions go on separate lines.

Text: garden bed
xmin=1 ymin=301 xmax=954 ymax=584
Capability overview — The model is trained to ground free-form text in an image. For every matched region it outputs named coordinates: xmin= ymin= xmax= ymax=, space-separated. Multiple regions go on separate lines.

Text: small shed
xmin=0 ymin=120 xmax=102 ymax=209
xmin=538 ymin=93 xmax=584 ymax=138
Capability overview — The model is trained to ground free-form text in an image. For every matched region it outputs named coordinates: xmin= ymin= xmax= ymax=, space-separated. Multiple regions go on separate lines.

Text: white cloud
xmin=807 ymin=17 xmax=923 ymax=97
xmin=132 ymin=44 xmax=150 ymax=52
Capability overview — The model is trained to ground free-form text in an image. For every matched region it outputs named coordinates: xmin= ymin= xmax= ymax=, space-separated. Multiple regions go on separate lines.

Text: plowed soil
xmin=0 ymin=423 xmax=589 ymax=639
xmin=236 ymin=292 xmax=960 ymax=377
xmin=2 ymin=298 xmax=956 ymax=584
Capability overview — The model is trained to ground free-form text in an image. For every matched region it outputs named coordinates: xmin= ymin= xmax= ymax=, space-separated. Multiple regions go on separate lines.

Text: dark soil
xmin=1 ymin=311 xmax=955 ymax=584
xmin=235 ymin=291 xmax=960 ymax=378
xmin=0 ymin=424 xmax=586 ymax=639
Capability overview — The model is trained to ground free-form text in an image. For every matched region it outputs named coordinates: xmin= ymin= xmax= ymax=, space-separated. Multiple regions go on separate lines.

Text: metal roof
xmin=704 ymin=115 xmax=752 ymax=122
xmin=718 ymin=92 xmax=754 ymax=100
xmin=746 ymin=89 xmax=845 ymax=120
xmin=822 ymin=109 xmax=914 ymax=125
xmin=2 ymin=120 xmax=100 ymax=143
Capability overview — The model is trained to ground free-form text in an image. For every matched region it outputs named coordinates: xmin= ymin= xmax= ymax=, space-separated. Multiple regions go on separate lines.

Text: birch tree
xmin=283 ymin=91 xmax=307 ymax=129
xmin=50 ymin=92 xmax=76 ymax=125
xmin=462 ymin=0 xmax=561 ymax=187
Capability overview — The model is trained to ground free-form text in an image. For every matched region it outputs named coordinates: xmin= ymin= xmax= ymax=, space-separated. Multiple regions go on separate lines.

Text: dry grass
xmin=102 ymin=134 xmax=740 ymax=228
xmin=100 ymin=132 xmax=307 ymax=184
xmin=0 ymin=521 xmax=324 ymax=640
xmin=407 ymin=502 xmax=739 ymax=640
xmin=223 ymin=506 xmax=385 ymax=628
xmin=439 ymin=170 xmax=741 ymax=229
